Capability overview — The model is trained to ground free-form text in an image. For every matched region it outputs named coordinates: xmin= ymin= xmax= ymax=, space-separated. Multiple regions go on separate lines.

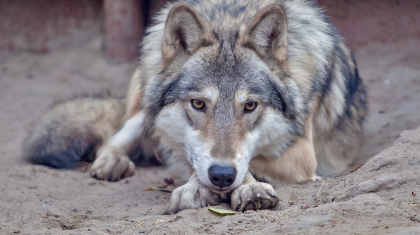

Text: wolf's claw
xmin=167 ymin=173 xmax=219 ymax=214
xmin=90 ymin=146 xmax=135 ymax=181
xmin=231 ymin=182 xmax=279 ymax=211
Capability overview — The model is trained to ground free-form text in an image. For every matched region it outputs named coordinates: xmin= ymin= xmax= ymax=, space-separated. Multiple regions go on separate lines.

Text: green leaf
xmin=208 ymin=207 xmax=236 ymax=216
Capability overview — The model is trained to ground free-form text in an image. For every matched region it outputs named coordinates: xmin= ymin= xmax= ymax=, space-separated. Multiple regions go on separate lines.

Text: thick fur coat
xmin=23 ymin=0 xmax=367 ymax=213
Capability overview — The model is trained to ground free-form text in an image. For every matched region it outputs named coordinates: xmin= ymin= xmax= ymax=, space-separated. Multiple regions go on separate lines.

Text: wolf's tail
xmin=22 ymin=97 xmax=126 ymax=169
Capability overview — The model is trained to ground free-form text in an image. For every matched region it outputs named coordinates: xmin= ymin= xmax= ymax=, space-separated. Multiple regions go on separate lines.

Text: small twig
xmin=264 ymin=214 xmax=278 ymax=222
xmin=133 ymin=221 xmax=145 ymax=227
xmin=261 ymin=215 xmax=267 ymax=223
xmin=316 ymin=180 xmax=325 ymax=198
xmin=21 ymin=192 xmax=28 ymax=203
xmin=404 ymin=203 xmax=420 ymax=207
xmin=153 ymin=220 xmax=165 ymax=225
xmin=14 ymin=191 xmax=29 ymax=203
xmin=167 ymin=216 xmax=179 ymax=222
xmin=37 ymin=213 xmax=47 ymax=218
xmin=344 ymin=177 xmax=374 ymax=193
xmin=278 ymin=209 xmax=292 ymax=217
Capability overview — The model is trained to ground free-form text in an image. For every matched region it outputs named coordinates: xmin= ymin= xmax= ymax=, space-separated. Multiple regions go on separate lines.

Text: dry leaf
xmin=144 ymin=178 xmax=175 ymax=192
xmin=351 ymin=164 xmax=364 ymax=172
xmin=74 ymin=162 xmax=92 ymax=172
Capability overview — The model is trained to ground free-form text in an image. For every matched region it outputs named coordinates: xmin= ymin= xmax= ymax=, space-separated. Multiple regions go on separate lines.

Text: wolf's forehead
xmin=201 ymin=86 xmax=220 ymax=101
xmin=181 ymin=70 xmax=252 ymax=94
xmin=180 ymin=59 xmax=268 ymax=101
xmin=178 ymin=30 xmax=272 ymax=100
xmin=184 ymin=55 xmax=258 ymax=87
xmin=184 ymin=0 xmax=263 ymax=29
xmin=187 ymin=82 xmax=244 ymax=101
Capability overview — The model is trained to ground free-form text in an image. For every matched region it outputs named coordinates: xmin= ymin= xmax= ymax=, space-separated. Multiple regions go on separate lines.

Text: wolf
xmin=23 ymin=0 xmax=367 ymax=213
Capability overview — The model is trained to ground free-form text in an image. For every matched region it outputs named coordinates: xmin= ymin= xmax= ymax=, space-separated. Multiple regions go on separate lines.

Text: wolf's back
xmin=22 ymin=97 xmax=125 ymax=169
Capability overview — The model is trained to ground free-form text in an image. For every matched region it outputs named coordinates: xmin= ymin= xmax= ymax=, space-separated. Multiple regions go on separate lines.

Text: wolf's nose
xmin=208 ymin=165 xmax=236 ymax=188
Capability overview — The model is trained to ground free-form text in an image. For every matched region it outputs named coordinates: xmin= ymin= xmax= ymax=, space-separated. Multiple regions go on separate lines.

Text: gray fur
xmin=139 ymin=0 xmax=367 ymax=178
xmin=24 ymin=0 xmax=367 ymax=187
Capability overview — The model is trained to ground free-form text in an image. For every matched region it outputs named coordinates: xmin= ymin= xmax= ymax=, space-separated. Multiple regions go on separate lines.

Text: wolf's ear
xmin=241 ymin=5 xmax=288 ymax=64
xmin=162 ymin=2 xmax=215 ymax=66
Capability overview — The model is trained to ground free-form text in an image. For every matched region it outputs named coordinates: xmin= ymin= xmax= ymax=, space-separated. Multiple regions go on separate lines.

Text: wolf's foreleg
xmin=231 ymin=171 xmax=279 ymax=211
xmin=167 ymin=172 xmax=220 ymax=214
xmin=249 ymin=110 xmax=318 ymax=183
xmin=90 ymin=112 xmax=145 ymax=181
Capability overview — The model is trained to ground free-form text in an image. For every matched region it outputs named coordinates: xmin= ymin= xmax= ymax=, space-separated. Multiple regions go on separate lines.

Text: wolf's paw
xmin=231 ymin=182 xmax=279 ymax=211
xmin=167 ymin=180 xmax=219 ymax=214
xmin=90 ymin=147 xmax=135 ymax=181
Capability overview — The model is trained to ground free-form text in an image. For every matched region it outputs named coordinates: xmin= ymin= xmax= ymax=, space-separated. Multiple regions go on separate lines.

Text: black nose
xmin=208 ymin=165 xmax=237 ymax=188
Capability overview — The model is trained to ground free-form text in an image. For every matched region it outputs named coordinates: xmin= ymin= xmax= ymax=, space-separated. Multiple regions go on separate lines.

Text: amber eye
xmin=191 ymin=99 xmax=205 ymax=110
xmin=244 ymin=102 xmax=257 ymax=112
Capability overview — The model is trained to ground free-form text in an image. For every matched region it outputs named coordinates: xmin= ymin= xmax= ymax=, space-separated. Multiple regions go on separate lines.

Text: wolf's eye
xmin=244 ymin=102 xmax=257 ymax=112
xmin=191 ymin=99 xmax=205 ymax=110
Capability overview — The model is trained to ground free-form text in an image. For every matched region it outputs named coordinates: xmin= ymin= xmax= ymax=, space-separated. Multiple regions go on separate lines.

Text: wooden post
xmin=104 ymin=0 xmax=144 ymax=64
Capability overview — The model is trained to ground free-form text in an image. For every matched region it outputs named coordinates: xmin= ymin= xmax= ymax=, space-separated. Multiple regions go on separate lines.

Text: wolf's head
xmin=151 ymin=2 xmax=304 ymax=193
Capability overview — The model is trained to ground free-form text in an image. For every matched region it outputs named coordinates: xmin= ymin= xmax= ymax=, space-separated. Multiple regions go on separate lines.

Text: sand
xmin=1 ymin=37 xmax=419 ymax=234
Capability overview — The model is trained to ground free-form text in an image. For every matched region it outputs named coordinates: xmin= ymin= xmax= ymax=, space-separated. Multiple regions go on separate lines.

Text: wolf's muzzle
xmin=208 ymin=165 xmax=236 ymax=188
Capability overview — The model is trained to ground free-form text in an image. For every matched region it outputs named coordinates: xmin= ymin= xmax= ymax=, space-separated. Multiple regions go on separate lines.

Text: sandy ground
xmin=1 ymin=37 xmax=420 ymax=234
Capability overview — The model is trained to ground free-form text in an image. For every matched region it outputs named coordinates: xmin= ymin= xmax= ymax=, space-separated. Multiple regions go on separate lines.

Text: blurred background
xmin=1 ymin=0 xmax=419 ymax=61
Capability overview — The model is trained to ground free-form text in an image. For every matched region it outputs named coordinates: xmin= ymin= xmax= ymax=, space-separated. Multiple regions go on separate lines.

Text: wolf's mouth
xmin=208 ymin=186 xmax=234 ymax=194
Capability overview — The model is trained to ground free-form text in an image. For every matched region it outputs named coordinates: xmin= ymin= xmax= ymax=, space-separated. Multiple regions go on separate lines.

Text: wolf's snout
xmin=208 ymin=165 xmax=236 ymax=188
